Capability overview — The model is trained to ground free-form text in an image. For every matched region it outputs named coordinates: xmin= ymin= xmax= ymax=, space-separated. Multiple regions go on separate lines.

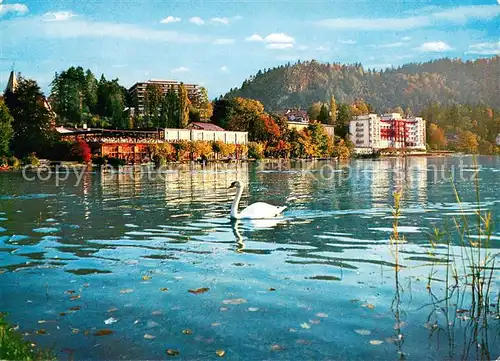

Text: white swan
xmin=228 ymin=181 xmax=286 ymax=219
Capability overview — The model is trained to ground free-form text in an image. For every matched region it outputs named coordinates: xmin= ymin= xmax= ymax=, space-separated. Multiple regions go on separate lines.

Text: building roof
xmin=188 ymin=122 xmax=225 ymax=131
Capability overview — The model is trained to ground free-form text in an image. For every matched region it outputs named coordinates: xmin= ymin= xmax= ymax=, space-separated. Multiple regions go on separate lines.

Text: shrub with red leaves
xmin=71 ymin=138 xmax=92 ymax=163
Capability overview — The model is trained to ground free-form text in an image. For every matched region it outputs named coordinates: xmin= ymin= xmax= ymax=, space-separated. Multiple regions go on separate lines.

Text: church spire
xmin=5 ymin=70 xmax=18 ymax=94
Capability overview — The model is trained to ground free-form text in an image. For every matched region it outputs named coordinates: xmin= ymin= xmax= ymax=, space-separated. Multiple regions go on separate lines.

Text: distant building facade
xmin=350 ymin=113 xmax=426 ymax=152
xmin=496 ymin=134 xmax=500 ymax=146
xmin=129 ymin=80 xmax=201 ymax=117
xmin=277 ymin=109 xmax=334 ymax=137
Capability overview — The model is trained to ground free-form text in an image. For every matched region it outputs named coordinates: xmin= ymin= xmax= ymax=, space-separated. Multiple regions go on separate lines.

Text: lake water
xmin=0 ymin=156 xmax=499 ymax=360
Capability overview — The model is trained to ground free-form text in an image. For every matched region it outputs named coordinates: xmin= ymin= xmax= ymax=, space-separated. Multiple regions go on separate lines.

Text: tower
xmin=4 ymin=71 xmax=18 ymax=94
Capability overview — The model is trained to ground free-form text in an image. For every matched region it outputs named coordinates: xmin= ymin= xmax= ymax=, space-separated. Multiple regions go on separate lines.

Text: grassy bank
xmin=0 ymin=313 xmax=55 ymax=361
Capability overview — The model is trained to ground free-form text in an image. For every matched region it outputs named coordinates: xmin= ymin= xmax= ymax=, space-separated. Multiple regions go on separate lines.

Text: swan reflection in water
xmin=231 ymin=218 xmax=285 ymax=253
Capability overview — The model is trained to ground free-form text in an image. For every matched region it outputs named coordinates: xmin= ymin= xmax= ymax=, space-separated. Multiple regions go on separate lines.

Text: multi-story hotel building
xmin=349 ymin=113 xmax=426 ymax=152
xmin=129 ymin=80 xmax=201 ymax=117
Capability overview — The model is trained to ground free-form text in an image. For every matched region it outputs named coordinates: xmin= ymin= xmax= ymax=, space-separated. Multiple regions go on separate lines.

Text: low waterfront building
xmin=58 ymin=124 xmax=248 ymax=163
xmin=129 ymin=79 xmax=201 ymax=117
xmin=349 ymin=113 xmax=426 ymax=153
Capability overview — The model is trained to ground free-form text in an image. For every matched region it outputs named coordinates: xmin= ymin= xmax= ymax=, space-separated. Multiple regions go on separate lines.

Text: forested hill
xmin=224 ymin=56 xmax=500 ymax=113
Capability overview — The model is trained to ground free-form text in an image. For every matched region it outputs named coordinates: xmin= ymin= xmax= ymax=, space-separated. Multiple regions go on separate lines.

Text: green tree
xmin=308 ymin=102 xmax=322 ymax=120
xmin=96 ymin=76 xmax=127 ymax=128
xmin=164 ymin=87 xmax=180 ymax=128
xmin=336 ymin=104 xmax=351 ymax=139
xmin=0 ymin=98 xmax=14 ymax=156
xmin=329 ymin=95 xmax=337 ymax=125
xmin=211 ymin=98 xmax=234 ymax=129
xmin=318 ymin=104 xmax=329 ymax=124
xmin=5 ymin=77 xmax=55 ymax=157
xmin=178 ymin=83 xmax=190 ymax=128
xmin=144 ymin=83 xmax=163 ymax=128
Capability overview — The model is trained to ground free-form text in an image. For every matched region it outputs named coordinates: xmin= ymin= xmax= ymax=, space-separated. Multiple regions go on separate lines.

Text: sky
xmin=0 ymin=0 xmax=499 ymax=98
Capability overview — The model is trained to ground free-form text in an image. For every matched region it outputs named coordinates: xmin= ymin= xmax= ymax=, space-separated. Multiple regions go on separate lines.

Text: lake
xmin=0 ymin=156 xmax=499 ymax=360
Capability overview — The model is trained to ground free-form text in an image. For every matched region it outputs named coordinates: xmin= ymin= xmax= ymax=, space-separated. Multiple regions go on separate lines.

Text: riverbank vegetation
xmin=0 ymin=313 xmax=55 ymax=361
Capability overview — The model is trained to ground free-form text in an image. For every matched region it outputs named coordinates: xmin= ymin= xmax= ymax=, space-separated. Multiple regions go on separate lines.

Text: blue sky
xmin=0 ymin=0 xmax=499 ymax=98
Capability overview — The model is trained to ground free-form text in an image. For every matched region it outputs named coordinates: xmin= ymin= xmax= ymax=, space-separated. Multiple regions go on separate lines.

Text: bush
xmin=107 ymin=157 xmax=126 ymax=167
xmin=70 ymin=139 xmax=92 ymax=163
xmin=0 ymin=156 xmax=8 ymax=167
xmin=152 ymin=154 xmax=167 ymax=167
xmin=7 ymin=156 xmax=20 ymax=168
xmin=92 ymin=156 xmax=106 ymax=166
xmin=22 ymin=153 xmax=40 ymax=167
xmin=248 ymin=142 xmax=265 ymax=160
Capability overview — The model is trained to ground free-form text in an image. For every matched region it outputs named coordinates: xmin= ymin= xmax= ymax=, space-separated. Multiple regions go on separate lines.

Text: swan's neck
xmin=230 ymin=186 xmax=243 ymax=219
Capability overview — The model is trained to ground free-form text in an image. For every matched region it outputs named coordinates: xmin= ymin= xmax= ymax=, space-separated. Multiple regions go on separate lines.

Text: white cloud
xmin=339 ymin=39 xmax=356 ymax=44
xmin=266 ymin=43 xmax=294 ymax=50
xmin=210 ymin=17 xmax=229 ymax=25
xmin=378 ymin=42 xmax=404 ymax=48
xmin=160 ymin=16 xmax=181 ymax=24
xmin=213 ymin=38 xmax=235 ymax=45
xmin=316 ymin=5 xmax=500 ymax=30
xmin=42 ymin=11 xmax=76 ymax=22
xmin=0 ymin=0 xmax=28 ymax=17
xmin=401 ymin=36 xmax=411 ymax=41
xmin=415 ymin=41 xmax=453 ymax=52
xmin=8 ymin=18 xmax=202 ymax=43
xmin=220 ymin=65 xmax=229 ymax=73
xmin=316 ymin=46 xmax=329 ymax=51
xmin=466 ymin=41 xmax=500 ymax=55
xmin=189 ymin=16 xmax=204 ymax=25
xmin=264 ymin=33 xmax=295 ymax=44
xmin=245 ymin=34 xmax=263 ymax=42
xmin=172 ymin=66 xmax=189 ymax=73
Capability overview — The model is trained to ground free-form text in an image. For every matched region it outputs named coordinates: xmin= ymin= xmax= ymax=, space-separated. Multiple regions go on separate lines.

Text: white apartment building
xmin=350 ymin=113 xmax=426 ymax=152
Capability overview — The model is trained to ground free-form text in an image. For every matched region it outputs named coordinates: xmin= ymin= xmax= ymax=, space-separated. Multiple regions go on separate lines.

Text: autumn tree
xmin=0 ymin=99 xmax=13 ymax=156
xmin=308 ymin=102 xmax=323 ymax=121
xmin=144 ymin=83 xmax=163 ymax=127
xmin=456 ymin=131 xmax=479 ymax=154
xmin=427 ymin=123 xmax=448 ymax=150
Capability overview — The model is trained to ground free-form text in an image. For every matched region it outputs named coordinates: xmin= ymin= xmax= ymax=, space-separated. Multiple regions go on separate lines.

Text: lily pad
xmin=142 ymin=275 xmax=152 ymax=281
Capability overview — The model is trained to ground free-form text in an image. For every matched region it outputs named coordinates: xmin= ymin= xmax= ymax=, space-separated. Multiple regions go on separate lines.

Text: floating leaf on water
xmin=69 ymin=295 xmax=80 ymax=301
xmin=142 ymin=275 xmax=152 ymax=281
xmin=182 ymin=329 xmax=193 ymax=335
xmin=38 ymin=320 xmax=46 ymax=324
xmin=222 ymin=298 xmax=247 ymax=305
xmin=211 ymin=322 xmax=221 ymax=327
xmin=296 ymin=339 xmax=311 ymax=345
xmin=300 ymin=323 xmax=311 ymax=329
xmin=104 ymin=317 xmax=118 ymax=325
xmin=36 ymin=329 xmax=47 ymax=335
xmin=166 ymin=349 xmax=180 ymax=356
xmin=107 ymin=307 xmax=119 ymax=313
xmin=71 ymin=328 xmax=80 ymax=334
xmin=370 ymin=340 xmax=384 ymax=345
xmin=69 ymin=306 xmax=80 ymax=311
xmin=59 ymin=312 xmax=66 ymax=316
xmin=160 ymin=288 xmax=169 ymax=292
xmin=147 ymin=321 xmax=159 ymax=328
xmin=188 ymin=287 xmax=210 ymax=294
xmin=152 ymin=311 xmax=162 ymax=316
xmin=65 ymin=290 xmax=76 ymax=294
xmin=354 ymin=329 xmax=372 ymax=336
xmin=94 ymin=329 xmax=114 ymax=336
xmin=144 ymin=334 xmax=156 ymax=340
xmin=268 ymin=288 xmax=276 ymax=291
xmin=248 ymin=307 xmax=259 ymax=312
xmin=367 ymin=304 xmax=375 ymax=309
xmin=220 ymin=307 xmax=229 ymax=312
xmin=316 ymin=312 xmax=328 ymax=318
xmin=83 ymin=330 xmax=90 ymax=336
xmin=350 ymin=299 xmax=360 ymax=303
xmin=270 ymin=344 xmax=284 ymax=351
xmin=393 ymin=321 xmax=407 ymax=329
xmin=309 ymin=319 xmax=321 ymax=325
xmin=289 ymin=328 xmax=297 ymax=333
xmin=215 ymin=349 xmax=226 ymax=357
xmin=120 ymin=289 xmax=134 ymax=294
